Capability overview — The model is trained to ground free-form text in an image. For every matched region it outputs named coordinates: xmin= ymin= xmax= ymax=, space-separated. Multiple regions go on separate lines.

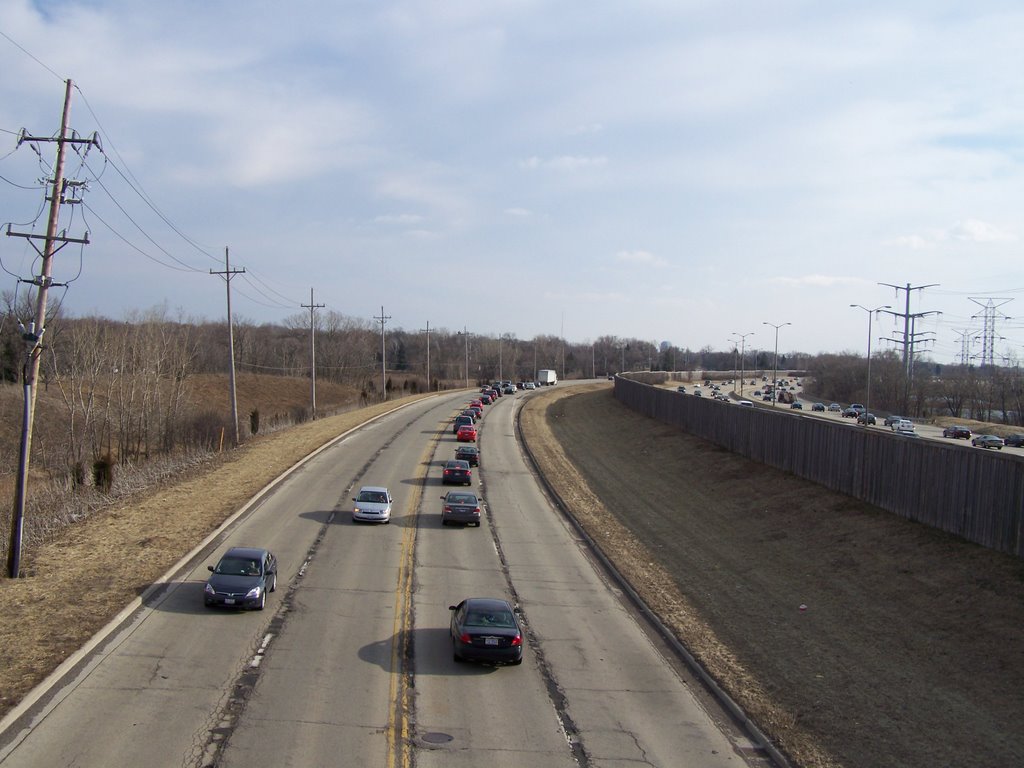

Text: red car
xmin=469 ymin=399 xmax=485 ymax=410
xmin=456 ymin=424 xmax=478 ymax=442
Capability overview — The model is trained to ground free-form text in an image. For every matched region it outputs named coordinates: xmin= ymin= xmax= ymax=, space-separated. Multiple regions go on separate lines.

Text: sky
xmin=1 ymin=0 xmax=1023 ymax=362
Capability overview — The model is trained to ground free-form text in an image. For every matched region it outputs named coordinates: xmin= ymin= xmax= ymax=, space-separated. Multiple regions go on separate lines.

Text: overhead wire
xmin=79 ymin=201 xmax=201 ymax=273
xmin=0 ymin=28 xmax=66 ymax=82
xmin=76 ymin=86 xmax=221 ymax=266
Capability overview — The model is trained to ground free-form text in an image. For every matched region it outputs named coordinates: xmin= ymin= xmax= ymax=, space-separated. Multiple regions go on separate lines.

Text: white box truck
xmin=538 ymin=369 xmax=557 ymax=385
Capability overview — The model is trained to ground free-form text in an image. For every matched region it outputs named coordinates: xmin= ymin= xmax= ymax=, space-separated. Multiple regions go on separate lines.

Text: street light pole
xmin=462 ymin=326 xmax=469 ymax=388
xmin=731 ymin=332 xmax=753 ymax=396
xmin=762 ymin=322 xmax=791 ymax=407
xmin=850 ymin=304 xmax=891 ymax=427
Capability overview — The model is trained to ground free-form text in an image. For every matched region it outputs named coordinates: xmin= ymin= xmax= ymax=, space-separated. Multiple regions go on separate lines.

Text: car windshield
xmin=216 ymin=556 xmax=261 ymax=576
xmin=358 ymin=491 xmax=388 ymax=503
xmin=464 ymin=609 xmax=515 ymax=628
xmin=447 ymin=494 xmax=477 ymax=504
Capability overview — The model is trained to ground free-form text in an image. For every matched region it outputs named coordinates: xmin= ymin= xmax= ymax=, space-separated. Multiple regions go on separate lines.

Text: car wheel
xmin=511 ymin=657 xmax=523 ymax=666
xmin=442 ymin=519 xmax=449 ymax=526
xmin=269 ymin=574 xmax=277 ymax=593
xmin=256 ymin=591 xmax=266 ymax=611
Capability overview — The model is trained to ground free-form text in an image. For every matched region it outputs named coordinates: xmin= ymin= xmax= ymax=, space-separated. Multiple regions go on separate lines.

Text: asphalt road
xmin=0 ymin=388 xmax=758 ymax=767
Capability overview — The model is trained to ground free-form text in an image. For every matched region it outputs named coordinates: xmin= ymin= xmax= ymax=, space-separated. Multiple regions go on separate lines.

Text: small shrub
xmin=93 ymin=455 xmax=114 ymax=492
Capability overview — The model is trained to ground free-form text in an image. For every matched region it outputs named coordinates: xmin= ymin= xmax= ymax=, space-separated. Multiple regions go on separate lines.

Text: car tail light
xmin=511 ymin=634 xmax=522 ymax=646
xmin=459 ymin=633 xmax=473 ymax=644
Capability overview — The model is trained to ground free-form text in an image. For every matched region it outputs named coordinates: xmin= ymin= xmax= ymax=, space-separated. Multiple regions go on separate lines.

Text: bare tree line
xmin=0 ymin=297 xmax=1020 ymax=565
xmin=2 ymin=297 xmax=1020 ymax=483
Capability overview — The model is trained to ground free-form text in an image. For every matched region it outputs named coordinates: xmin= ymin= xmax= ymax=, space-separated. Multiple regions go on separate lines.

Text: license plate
xmin=224 ymin=598 xmax=235 ymax=605
xmin=485 ymin=637 xmax=499 ymax=646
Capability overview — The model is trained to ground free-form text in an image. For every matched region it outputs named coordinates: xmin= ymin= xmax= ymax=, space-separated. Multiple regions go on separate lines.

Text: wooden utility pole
xmin=374 ymin=307 xmax=391 ymax=400
xmin=7 ymin=79 xmax=94 ymax=578
xmin=211 ymin=248 xmax=244 ymax=446
xmin=302 ymin=288 xmax=325 ymax=418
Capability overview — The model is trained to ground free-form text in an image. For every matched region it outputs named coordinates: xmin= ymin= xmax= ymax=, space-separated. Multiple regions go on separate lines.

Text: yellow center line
xmin=386 ymin=426 xmax=442 ymax=768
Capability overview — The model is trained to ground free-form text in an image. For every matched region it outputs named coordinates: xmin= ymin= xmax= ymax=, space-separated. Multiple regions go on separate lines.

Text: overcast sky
xmin=1 ymin=1 xmax=1022 ymax=362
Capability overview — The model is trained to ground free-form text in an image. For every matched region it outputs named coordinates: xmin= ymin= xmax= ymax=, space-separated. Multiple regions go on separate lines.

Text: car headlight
xmin=204 ymin=583 xmax=215 ymax=596
xmin=245 ymin=586 xmax=262 ymax=599
xmin=353 ymin=506 xmax=361 ymax=513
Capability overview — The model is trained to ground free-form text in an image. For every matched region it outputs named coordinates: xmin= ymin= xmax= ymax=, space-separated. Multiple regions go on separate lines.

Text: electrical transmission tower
xmin=951 ymin=329 xmax=976 ymax=366
xmin=969 ymin=297 xmax=1012 ymax=368
xmin=878 ymin=282 xmax=940 ymax=414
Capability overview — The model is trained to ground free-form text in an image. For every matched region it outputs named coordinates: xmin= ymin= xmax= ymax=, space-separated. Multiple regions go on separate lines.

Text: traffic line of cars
xmin=803 ymin=402 xmax=1018 ymax=449
xmin=940 ymin=424 xmax=1020 ymax=450
xmin=203 ymin=385 xmax=527 ymax=665
xmin=443 ymin=382 xmax=524 ymax=665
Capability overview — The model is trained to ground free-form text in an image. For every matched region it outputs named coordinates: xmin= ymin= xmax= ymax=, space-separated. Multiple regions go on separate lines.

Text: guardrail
xmin=613 ymin=375 xmax=1024 ymax=558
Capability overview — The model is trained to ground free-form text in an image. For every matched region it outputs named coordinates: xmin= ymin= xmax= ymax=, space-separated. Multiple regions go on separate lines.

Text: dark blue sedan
xmin=204 ymin=546 xmax=278 ymax=610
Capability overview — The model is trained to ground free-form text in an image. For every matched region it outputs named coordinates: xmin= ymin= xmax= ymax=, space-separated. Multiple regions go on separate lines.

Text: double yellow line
xmin=386 ymin=432 xmax=440 ymax=767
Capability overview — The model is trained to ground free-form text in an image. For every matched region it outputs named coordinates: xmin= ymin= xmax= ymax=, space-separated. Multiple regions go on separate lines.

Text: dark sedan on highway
xmin=440 ymin=490 xmax=483 ymax=526
xmin=942 ymin=425 xmax=972 ymax=439
xmin=204 ymin=546 xmax=277 ymax=610
xmin=1004 ymin=434 xmax=1024 ymax=448
xmin=449 ymin=597 xmax=523 ymax=665
xmin=455 ymin=445 xmax=480 ymax=466
xmin=442 ymin=459 xmax=472 ymax=485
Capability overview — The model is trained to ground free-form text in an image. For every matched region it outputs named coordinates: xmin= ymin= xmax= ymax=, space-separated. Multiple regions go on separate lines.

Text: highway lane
xmin=0 ymin=393 xmax=466 ymax=768
xmin=1 ymin=385 xmax=764 ymax=768
xmin=412 ymin=389 xmax=757 ymax=767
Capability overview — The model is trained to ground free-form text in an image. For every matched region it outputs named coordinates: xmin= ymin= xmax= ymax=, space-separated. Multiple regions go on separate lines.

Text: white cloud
xmin=374 ymin=213 xmax=426 ymax=225
xmin=770 ymin=275 xmax=867 ymax=288
xmin=949 ymin=218 xmax=1016 ymax=243
xmin=519 ymin=155 xmax=607 ymax=171
xmin=888 ymin=219 xmax=1016 ymax=250
xmin=616 ymin=250 xmax=667 ymax=268
xmin=886 ymin=235 xmax=936 ymax=250
xmin=504 ymin=207 xmax=531 ymax=217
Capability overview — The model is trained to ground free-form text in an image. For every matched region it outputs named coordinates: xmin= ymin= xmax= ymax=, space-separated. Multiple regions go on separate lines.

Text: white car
xmin=352 ymin=486 xmax=393 ymax=523
xmin=891 ymin=419 xmax=915 ymax=434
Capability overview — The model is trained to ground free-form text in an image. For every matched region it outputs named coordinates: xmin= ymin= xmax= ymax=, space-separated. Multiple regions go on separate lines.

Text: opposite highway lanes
xmin=0 ymin=387 xmax=758 ymax=767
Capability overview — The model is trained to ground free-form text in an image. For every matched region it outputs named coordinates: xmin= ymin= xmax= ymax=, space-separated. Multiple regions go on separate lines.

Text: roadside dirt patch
xmin=519 ymin=384 xmax=1024 ymax=768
